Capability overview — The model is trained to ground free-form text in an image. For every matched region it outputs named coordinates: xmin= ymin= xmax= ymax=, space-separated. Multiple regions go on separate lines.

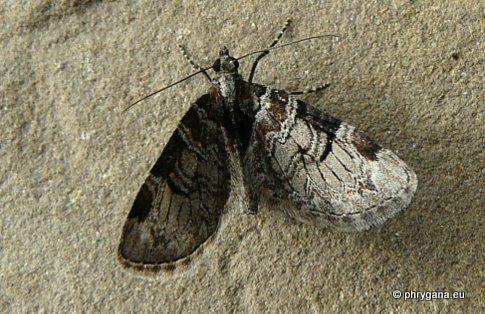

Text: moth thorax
xmin=217 ymin=75 xmax=237 ymax=99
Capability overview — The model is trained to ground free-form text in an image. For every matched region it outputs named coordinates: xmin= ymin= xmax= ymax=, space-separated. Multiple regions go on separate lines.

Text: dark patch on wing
xmin=128 ymin=184 xmax=153 ymax=221
xmin=295 ymin=100 xmax=341 ymax=135
xmin=351 ymin=129 xmax=382 ymax=161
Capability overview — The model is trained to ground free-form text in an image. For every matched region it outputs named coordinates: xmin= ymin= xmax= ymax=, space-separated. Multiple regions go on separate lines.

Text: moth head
xmin=213 ymin=46 xmax=239 ymax=74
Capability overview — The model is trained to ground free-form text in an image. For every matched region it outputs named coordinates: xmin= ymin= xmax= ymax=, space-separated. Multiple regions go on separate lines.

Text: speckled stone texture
xmin=1 ymin=1 xmax=483 ymax=312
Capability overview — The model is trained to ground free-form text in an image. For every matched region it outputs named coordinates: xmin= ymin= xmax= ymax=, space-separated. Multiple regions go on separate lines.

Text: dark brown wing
xmin=118 ymin=94 xmax=230 ymax=271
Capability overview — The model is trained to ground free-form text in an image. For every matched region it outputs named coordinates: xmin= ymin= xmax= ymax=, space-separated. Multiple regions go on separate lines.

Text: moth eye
xmin=232 ymin=59 xmax=239 ymax=69
xmin=213 ymin=59 xmax=221 ymax=72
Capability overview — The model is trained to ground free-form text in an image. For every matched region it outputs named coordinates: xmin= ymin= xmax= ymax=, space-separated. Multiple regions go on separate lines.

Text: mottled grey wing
xmin=118 ymin=94 xmax=230 ymax=271
xmin=249 ymin=88 xmax=417 ymax=232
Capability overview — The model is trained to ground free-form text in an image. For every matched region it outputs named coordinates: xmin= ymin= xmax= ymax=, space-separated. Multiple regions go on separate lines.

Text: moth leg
xmin=248 ymin=19 xmax=291 ymax=83
xmin=178 ymin=44 xmax=212 ymax=82
xmin=289 ymin=83 xmax=330 ymax=95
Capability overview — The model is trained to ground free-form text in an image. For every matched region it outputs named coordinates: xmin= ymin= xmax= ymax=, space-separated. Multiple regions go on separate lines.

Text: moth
xmin=118 ymin=21 xmax=418 ymax=272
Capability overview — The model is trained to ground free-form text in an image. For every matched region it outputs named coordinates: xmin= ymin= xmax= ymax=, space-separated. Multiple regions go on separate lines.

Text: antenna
xmin=122 ymin=66 xmax=215 ymax=113
xmin=236 ymin=35 xmax=338 ymax=61
xmin=123 ymin=34 xmax=339 ymax=112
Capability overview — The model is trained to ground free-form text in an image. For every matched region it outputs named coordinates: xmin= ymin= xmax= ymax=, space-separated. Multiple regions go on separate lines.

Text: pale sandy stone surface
xmin=1 ymin=1 xmax=483 ymax=312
